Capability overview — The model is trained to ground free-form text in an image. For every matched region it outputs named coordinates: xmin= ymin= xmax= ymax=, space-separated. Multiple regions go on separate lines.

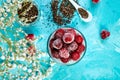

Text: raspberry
xmin=101 ymin=30 xmax=110 ymax=39
xmin=54 ymin=28 xmax=65 ymax=38
xmin=68 ymin=42 xmax=78 ymax=51
xmin=63 ymin=43 xmax=69 ymax=48
xmin=92 ymin=0 xmax=99 ymax=3
xmin=52 ymin=38 xmax=63 ymax=49
xmin=71 ymin=52 xmax=80 ymax=61
xmin=65 ymin=28 xmax=76 ymax=36
xmin=26 ymin=34 xmax=34 ymax=41
xmin=76 ymin=44 xmax=85 ymax=54
xmin=59 ymin=48 xmax=70 ymax=58
xmin=75 ymin=34 xmax=83 ymax=44
xmin=51 ymin=49 xmax=60 ymax=59
xmin=63 ymin=33 xmax=75 ymax=44
xmin=27 ymin=46 xmax=36 ymax=56
xmin=49 ymin=39 xmax=54 ymax=49
xmin=60 ymin=57 xmax=69 ymax=63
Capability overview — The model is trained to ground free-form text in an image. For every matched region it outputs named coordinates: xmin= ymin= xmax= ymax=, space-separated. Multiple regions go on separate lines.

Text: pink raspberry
xmin=60 ymin=57 xmax=70 ymax=63
xmin=27 ymin=46 xmax=36 ymax=56
xmin=75 ymin=34 xmax=83 ymax=44
xmin=68 ymin=42 xmax=78 ymax=51
xmin=52 ymin=38 xmax=63 ymax=49
xmin=49 ymin=39 xmax=54 ymax=49
xmin=51 ymin=50 xmax=60 ymax=59
xmin=65 ymin=28 xmax=76 ymax=36
xmin=54 ymin=28 xmax=65 ymax=38
xmin=59 ymin=48 xmax=70 ymax=58
xmin=71 ymin=52 xmax=80 ymax=61
xmin=63 ymin=33 xmax=75 ymax=44
xmin=76 ymin=44 xmax=85 ymax=54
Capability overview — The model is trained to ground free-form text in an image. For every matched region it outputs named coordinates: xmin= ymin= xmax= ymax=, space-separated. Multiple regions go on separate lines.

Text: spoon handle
xmin=69 ymin=0 xmax=82 ymax=9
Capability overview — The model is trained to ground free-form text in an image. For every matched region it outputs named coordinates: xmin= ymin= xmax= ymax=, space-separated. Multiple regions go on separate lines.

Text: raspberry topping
xmin=75 ymin=34 xmax=83 ymax=44
xmin=54 ymin=28 xmax=65 ymax=38
xmin=52 ymin=38 xmax=63 ymax=49
xmin=68 ymin=42 xmax=78 ymax=51
xmin=65 ymin=28 xmax=76 ymax=36
xmin=51 ymin=49 xmax=60 ymax=59
xmin=49 ymin=39 xmax=54 ymax=49
xmin=59 ymin=48 xmax=70 ymax=58
xmin=60 ymin=57 xmax=69 ymax=63
xmin=76 ymin=44 xmax=85 ymax=54
xmin=63 ymin=33 xmax=75 ymax=44
xmin=71 ymin=52 xmax=80 ymax=61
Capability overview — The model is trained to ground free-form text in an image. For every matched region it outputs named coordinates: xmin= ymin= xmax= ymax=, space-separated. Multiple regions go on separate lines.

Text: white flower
xmin=23 ymin=66 xmax=27 ymax=71
xmin=18 ymin=4 xmax=22 ymax=9
xmin=3 ymin=13 xmax=8 ymax=17
xmin=12 ymin=0 xmax=17 ymax=3
xmin=15 ymin=49 xmax=20 ymax=53
xmin=0 ymin=21 xmax=4 ymax=27
xmin=0 ymin=12 xmax=2 ymax=17
xmin=1 ymin=55 xmax=5 ymax=60
xmin=6 ymin=0 xmax=11 ymax=3
xmin=22 ymin=43 xmax=27 ymax=47
xmin=32 ymin=62 xmax=36 ymax=66
xmin=38 ymin=54 xmax=42 ymax=58
xmin=28 ymin=69 xmax=32 ymax=73
xmin=0 ymin=8 xmax=5 ymax=12
xmin=18 ymin=65 xmax=22 ymax=68
xmin=8 ymin=63 xmax=12 ymax=66
xmin=41 ymin=52 xmax=48 ymax=57
xmin=16 ymin=56 xmax=20 ymax=60
xmin=12 ymin=56 xmax=16 ymax=61
xmin=19 ymin=57 xmax=25 ymax=61
xmin=13 ymin=64 xmax=17 ymax=68
xmin=50 ymin=61 xmax=56 ymax=66
xmin=6 ymin=9 xmax=10 ymax=12
xmin=45 ymin=67 xmax=52 ymax=76
xmin=0 ymin=17 xmax=4 ymax=21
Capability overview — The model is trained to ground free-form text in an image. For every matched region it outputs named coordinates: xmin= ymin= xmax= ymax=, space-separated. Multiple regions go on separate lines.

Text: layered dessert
xmin=48 ymin=28 xmax=86 ymax=65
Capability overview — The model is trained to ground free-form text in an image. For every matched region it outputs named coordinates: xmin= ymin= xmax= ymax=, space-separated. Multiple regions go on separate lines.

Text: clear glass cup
xmin=48 ymin=27 xmax=87 ymax=65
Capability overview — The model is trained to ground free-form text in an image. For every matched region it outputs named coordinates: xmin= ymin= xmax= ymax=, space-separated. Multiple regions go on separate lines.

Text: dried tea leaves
xmin=51 ymin=0 xmax=76 ymax=25
xmin=17 ymin=1 xmax=39 ymax=24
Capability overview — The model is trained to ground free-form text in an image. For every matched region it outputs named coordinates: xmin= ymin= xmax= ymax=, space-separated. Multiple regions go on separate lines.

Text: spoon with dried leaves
xmin=69 ymin=0 xmax=92 ymax=22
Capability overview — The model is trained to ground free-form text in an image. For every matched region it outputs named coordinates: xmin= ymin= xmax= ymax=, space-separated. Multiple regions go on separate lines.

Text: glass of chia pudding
xmin=48 ymin=27 xmax=86 ymax=65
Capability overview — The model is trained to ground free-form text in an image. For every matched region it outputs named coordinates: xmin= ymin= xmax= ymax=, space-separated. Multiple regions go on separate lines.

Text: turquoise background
xmin=1 ymin=0 xmax=120 ymax=80
xmin=36 ymin=0 xmax=120 ymax=80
